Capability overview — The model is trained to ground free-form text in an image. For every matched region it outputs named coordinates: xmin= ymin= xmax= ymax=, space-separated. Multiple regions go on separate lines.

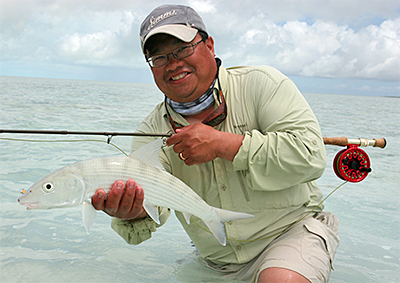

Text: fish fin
xmin=183 ymin=212 xmax=192 ymax=224
xmin=129 ymin=139 xmax=165 ymax=170
xmin=204 ymin=208 xmax=255 ymax=246
xmin=203 ymin=220 xmax=226 ymax=246
xmin=82 ymin=200 xmax=97 ymax=234
xmin=143 ymin=201 xmax=160 ymax=224
xmin=213 ymin=207 xmax=255 ymax=222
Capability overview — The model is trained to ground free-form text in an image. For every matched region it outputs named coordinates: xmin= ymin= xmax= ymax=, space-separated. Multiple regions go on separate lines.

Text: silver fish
xmin=18 ymin=139 xmax=254 ymax=245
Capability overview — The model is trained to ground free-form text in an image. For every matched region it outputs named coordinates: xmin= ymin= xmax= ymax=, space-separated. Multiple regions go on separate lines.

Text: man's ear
xmin=205 ymin=36 xmax=215 ymax=56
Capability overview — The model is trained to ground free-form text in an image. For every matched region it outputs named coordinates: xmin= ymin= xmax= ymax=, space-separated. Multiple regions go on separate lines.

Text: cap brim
xmin=142 ymin=24 xmax=198 ymax=52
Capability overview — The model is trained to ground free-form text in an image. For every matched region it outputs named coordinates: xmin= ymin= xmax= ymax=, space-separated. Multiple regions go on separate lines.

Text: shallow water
xmin=1 ymin=76 xmax=399 ymax=282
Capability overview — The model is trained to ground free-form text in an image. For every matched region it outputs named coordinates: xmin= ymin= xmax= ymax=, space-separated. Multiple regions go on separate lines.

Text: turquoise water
xmin=1 ymin=76 xmax=399 ymax=282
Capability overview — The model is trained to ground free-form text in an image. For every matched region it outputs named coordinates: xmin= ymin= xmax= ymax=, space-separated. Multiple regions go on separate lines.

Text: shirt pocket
xmin=233 ymin=171 xmax=312 ymax=211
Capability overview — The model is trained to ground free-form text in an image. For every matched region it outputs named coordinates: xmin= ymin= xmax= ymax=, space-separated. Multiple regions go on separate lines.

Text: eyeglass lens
xmin=148 ymin=40 xmax=203 ymax=68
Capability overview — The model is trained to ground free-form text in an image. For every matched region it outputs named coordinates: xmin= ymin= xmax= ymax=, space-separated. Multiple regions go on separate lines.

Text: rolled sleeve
xmin=232 ymin=132 xmax=252 ymax=171
xmin=111 ymin=207 xmax=171 ymax=245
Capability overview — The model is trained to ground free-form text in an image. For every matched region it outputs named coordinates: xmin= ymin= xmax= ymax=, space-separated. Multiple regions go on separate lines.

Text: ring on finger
xmin=179 ymin=152 xmax=187 ymax=161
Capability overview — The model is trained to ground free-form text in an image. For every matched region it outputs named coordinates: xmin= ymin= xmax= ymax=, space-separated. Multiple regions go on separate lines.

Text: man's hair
xmin=199 ymin=31 xmax=209 ymax=41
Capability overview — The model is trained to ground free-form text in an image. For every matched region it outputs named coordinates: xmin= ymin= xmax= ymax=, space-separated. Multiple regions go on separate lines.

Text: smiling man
xmin=92 ymin=5 xmax=339 ymax=283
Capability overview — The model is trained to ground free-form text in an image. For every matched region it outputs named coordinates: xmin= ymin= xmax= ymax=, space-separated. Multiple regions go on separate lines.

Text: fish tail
xmin=204 ymin=208 xmax=255 ymax=246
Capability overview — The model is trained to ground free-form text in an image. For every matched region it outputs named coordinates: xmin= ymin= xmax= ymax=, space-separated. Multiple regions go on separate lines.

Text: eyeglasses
xmin=146 ymin=39 xmax=204 ymax=68
xmin=165 ymin=89 xmax=227 ymax=132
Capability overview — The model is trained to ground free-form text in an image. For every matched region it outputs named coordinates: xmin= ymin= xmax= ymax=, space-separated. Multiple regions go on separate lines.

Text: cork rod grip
xmin=373 ymin=138 xmax=387 ymax=148
xmin=323 ymin=137 xmax=387 ymax=148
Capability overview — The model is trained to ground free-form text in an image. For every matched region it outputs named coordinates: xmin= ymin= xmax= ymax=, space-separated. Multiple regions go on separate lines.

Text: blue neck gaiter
xmin=166 ymin=58 xmax=221 ymax=116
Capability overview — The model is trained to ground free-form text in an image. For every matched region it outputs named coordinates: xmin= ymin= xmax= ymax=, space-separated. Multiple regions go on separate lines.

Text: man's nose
xmin=165 ymin=53 xmax=184 ymax=71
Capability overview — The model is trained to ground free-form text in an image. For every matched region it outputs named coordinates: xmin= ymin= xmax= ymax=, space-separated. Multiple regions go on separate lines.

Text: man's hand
xmin=166 ymin=123 xmax=244 ymax=166
xmin=92 ymin=179 xmax=147 ymax=220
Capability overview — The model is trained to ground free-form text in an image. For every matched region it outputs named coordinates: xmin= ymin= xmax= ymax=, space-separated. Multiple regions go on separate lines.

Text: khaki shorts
xmin=201 ymin=211 xmax=339 ymax=283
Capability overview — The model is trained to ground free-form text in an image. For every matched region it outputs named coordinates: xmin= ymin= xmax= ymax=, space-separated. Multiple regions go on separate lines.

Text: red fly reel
xmin=333 ymin=144 xmax=372 ymax=182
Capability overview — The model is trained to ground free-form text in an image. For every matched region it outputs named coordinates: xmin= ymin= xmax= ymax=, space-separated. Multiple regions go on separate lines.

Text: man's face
xmin=145 ymin=33 xmax=217 ymax=103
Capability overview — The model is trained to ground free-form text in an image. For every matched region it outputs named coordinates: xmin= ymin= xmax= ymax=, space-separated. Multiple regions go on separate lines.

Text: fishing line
xmin=0 ymin=137 xmax=129 ymax=156
xmin=190 ymin=181 xmax=348 ymax=243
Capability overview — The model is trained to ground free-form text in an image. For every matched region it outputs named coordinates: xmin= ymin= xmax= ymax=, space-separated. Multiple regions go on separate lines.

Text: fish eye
xmin=43 ymin=182 xmax=54 ymax=191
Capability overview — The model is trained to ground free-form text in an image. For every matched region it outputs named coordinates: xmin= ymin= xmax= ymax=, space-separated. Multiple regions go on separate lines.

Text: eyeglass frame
xmin=146 ymin=39 xmax=205 ymax=68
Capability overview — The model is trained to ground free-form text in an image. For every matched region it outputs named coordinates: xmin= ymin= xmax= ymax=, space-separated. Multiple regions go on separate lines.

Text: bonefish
xmin=18 ymin=139 xmax=254 ymax=245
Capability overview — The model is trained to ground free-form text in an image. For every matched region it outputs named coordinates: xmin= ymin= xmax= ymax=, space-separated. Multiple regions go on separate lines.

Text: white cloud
xmin=55 ymin=11 xmax=136 ymax=63
xmin=188 ymin=0 xmax=217 ymax=13
xmin=57 ymin=30 xmax=116 ymax=59
xmin=0 ymin=0 xmax=399 ymax=86
xmin=223 ymin=17 xmax=400 ymax=81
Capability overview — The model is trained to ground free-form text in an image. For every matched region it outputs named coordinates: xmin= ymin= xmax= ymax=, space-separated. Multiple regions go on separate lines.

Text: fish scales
xmin=74 ymin=156 xmax=217 ymax=221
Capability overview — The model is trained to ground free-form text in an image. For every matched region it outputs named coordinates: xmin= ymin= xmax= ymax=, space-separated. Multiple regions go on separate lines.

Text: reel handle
xmin=323 ymin=137 xmax=386 ymax=148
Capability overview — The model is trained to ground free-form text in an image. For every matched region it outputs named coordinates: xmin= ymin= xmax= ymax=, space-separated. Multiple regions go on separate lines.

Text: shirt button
xmin=312 ymin=139 xmax=318 ymax=145
xmin=236 ymin=245 xmax=242 ymax=251
xmin=221 ymin=185 xmax=227 ymax=191
xmin=227 ymin=221 xmax=233 ymax=225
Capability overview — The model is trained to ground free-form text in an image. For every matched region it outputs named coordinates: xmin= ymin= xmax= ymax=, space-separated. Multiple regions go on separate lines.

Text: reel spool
xmin=333 ymin=145 xmax=371 ymax=182
xmin=324 ymin=137 xmax=386 ymax=183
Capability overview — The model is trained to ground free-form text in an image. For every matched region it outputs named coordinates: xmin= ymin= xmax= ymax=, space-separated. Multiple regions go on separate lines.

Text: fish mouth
xmin=18 ymin=199 xmax=39 ymax=210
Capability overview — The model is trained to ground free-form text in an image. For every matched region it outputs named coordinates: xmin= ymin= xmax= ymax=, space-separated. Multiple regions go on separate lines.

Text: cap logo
xmin=147 ymin=10 xmax=178 ymax=31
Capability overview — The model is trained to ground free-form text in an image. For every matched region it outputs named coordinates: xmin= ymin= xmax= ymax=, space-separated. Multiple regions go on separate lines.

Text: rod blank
xmin=0 ymin=129 xmax=172 ymax=138
xmin=1 ymin=130 xmax=387 ymax=149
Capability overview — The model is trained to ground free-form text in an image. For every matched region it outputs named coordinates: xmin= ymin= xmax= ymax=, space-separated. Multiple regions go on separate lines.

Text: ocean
xmin=0 ymin=75 xmax=399 ymax=283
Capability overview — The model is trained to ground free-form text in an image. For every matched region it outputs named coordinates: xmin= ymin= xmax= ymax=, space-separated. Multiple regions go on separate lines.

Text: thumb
xmin=175 ymin=126 xmax=189 ymax=133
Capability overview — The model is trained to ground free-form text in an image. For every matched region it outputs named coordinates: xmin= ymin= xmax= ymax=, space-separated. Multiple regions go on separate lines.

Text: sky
xmin=1 ymin=0 xmax=399 ymax=96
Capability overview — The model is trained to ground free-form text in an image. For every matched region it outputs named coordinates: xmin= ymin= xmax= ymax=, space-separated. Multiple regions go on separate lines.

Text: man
xmin=92 ymin=4 xmax=339 ymax=283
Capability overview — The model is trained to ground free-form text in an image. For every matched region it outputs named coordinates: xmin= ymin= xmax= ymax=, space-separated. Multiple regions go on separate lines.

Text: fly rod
xmin=0 ymin=129 xmax=172 ymax=138
xmin=1 ymin=130 xmax=387 ymax=147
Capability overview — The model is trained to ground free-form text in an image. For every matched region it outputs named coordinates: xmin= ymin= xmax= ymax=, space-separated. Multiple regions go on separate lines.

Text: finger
xmin=92 ymin=189 xmax=106 ymax=211
xmin=166 ymin=127 xmax=189 ymax=146
xmin=130 ymin=184 xmax=145 ymax=218
xmin=175 ymin=128 xmax=186 ymax=133
xmin=184 ymin=156 xmax=198 ymax=167
xmin=104 ymin=180 xmax=125 ymax=215
xmin=166 ymin=134 xmax=180 ymax=147
xmin=117 ymin=179 xmax=137 ymax=217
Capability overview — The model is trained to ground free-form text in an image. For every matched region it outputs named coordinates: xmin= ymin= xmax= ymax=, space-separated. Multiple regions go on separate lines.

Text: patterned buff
xmin=166 ymin=78 xmax=216 ymax=115
xmin=166 ymin=58 xmax=222 ymax=116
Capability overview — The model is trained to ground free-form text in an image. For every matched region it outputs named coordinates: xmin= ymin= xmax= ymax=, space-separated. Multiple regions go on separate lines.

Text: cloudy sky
xmin=1 ymin=0 xmax=399 ymax=96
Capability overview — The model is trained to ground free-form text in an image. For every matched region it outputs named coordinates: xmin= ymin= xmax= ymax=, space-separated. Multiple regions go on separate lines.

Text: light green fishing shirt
xmin=111 ymin=65 xmax=326 ymax=265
